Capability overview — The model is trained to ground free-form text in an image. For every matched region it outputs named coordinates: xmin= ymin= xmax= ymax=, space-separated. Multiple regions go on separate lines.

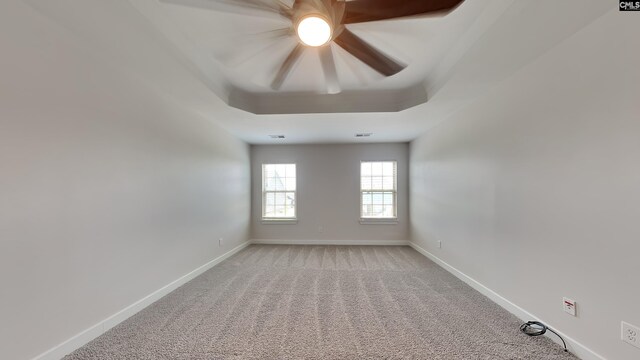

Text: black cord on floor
xmin=520 ymin=321 xmax=568 ymax=352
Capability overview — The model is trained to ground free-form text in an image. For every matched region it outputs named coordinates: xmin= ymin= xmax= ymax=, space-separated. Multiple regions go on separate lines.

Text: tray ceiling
xmin=130 ymin=0 xmax=482 ymax=113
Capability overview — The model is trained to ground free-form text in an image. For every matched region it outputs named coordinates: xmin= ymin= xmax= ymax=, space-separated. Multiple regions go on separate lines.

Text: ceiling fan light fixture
xmin=297 ymin=16 xmax=331 ymax=47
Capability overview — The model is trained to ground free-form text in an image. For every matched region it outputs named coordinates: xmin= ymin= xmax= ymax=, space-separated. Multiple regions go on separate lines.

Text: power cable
xmin=520 ymin=321 xmax=568 ymax=352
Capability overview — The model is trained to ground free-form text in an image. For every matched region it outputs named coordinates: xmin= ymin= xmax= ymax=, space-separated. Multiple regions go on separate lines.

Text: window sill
xmin=262 ymin=218 xmax=298 ymax=225
xmin=359 ymin=218 xmax=398 ymax=225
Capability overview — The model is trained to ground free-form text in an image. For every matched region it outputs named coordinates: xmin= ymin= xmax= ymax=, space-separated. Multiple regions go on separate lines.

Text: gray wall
xmin=251 ymin=144 xmax=409 ymax=242
xmin=409 ymin=9 xmax=640 ymax=360
xmin=0 ymin=3 xmax=250 ymax=359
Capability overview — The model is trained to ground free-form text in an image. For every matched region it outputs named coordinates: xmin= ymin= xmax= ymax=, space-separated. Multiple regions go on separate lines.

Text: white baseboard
xmin=32 ymin=241 xmax=250 ymax=360
xmin=250 ymin=239 xmax=409 ymax=246
xmin=408 ymin=241 xmax=605 ymax=360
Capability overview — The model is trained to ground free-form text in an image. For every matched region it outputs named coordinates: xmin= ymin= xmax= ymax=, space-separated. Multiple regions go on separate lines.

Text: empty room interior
xmin=2 ymin=0 xmax=639 ymax=359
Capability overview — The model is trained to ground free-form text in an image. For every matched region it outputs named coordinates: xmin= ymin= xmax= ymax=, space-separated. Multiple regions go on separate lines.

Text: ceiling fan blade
xmin=333 ymin=28 xmax=404 ymax=77
xmin=343 ymin=0 xmax=465 ymax=24
xmin=217 ymin=28 xmax=293 ymax=67
xmin=318 ymin=45 xmax=341 ymax=94
xmin=249 ymin=28 xmax=293 ymax=42
xmin=160 ymin=0 xmax=292 ymax=20
xmin=271 ymin=43 xmax=305 ymax=90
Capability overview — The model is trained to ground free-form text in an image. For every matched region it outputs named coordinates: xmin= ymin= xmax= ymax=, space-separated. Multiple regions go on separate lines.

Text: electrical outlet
xmin=438 ymin=240 xmax=442 ymax=249
xmin=318 ymin=226 xmax=324 ymax=233
xmin=218 ymin=238 xmax=223 ymax=247
xmin=563 ymin=297 xmax=576 ymax=316
xmin=622 ymin=321 xmax=640 ymax=349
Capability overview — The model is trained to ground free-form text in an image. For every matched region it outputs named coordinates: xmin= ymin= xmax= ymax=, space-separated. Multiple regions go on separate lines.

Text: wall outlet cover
xmin=563 ymin=297 xmax=576 ymax=316
xmin=622 ymin=321 xmax=640 ymax=349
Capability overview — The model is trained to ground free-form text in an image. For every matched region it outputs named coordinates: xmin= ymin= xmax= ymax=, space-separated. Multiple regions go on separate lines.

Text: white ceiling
xmin=24 ymin=0 xmax=611 ymax=144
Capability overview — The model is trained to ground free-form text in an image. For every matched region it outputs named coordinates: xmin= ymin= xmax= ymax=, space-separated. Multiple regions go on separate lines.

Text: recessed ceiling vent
xmin=355 ymin=133 xmax=373 ymax=138
xmin=269 ymin=135 xmax=285 ymax=139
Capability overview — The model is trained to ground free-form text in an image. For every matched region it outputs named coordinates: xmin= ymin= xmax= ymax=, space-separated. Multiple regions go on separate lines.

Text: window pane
xmin=383 ymin=176 xmax=394 ymax=190
xmin=285 ymin=178 xmax=296 ymax=191
xmin=274 ymin=205 xmax=285 ymax=217
xmin=264 ymin=165 xmax=275 ymax=178
xmin=266 ymin=192 xmax=275 ymax=205
xmin=383 ymin=205 xmax=394 ymax=217
xmin=266 ymin=177 xmax=272 ymax=190
xmin=275 ymin=164 xmax=286 ymax=178
xmin=285 ymin=205 xmax=295 ymax=217
xmin=275 ymin=178 xmax=285 ymax=191
xmin=363 ymin=205 xmax=374 ymax=217
xmin=361 ymin=177 xmax=371 ymax=190
xmin=371 ymin=162 xmax=383 ymax=176
xmin=372 ymin=205 xmax=383 ymax=217
xmin=383 ymin=192 xmax=393 ymax=205
xmin=362 ymin=192 xmax=372 ymax=205
xmin=285 ymin=164 xmax=296 ymax=178
xmin=382 ymin=162 xmax=394 ymax=176
xmin=372 ymin=192 xmax=383 ymax=204
xmin=275 ymin=192 xmax=286 ymax=205
xmin=361 ymin=162 xmax=371 ymax=176
xmin=264 ymin=205 xmax=275 ymax=217
xmin=285 ymin=192 xmax=295 ymax=206
xmin=285 ymin=192 xmax=295 ymax=217
xmin=371 ymin=177 xmax=383 ymax=189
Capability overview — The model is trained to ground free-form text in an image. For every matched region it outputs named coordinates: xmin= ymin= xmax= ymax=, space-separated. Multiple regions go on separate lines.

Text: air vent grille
xmin=355 ymin=133 xmax=373 ymax=138
xmin=269 ymin=135 xmax=285 ymax=139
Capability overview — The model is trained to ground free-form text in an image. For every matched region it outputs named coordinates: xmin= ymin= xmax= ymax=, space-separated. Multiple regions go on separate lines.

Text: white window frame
xmin=261 ymin=163 xmax=297 ymax=224
xmin=359 ymin=160 xmax=398 ymax=224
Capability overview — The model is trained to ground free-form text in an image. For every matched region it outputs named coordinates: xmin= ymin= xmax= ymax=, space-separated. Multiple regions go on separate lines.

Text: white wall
xmin=410 ymin=9 xmax=640 ymax=360
xmin=251 ymin=144 xmax=409 ymax=242
xmin=0 ymin=2 xmax=250 ymax=359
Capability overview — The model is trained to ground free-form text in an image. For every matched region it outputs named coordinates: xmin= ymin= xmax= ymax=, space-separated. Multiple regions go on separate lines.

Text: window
xmin=360 ymin=161 xmax=397 ymax=219
xmin=262 ymin=164 xmax=296 ymax=220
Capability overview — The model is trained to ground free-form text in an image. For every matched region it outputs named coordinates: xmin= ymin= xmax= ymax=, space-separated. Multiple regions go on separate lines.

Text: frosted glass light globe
xmin=297 ymin=16 xmax=331 ymax=47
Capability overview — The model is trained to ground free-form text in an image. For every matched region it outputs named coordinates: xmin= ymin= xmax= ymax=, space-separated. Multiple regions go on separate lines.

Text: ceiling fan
xmin=160 ymin=0 xmax=465 ymax=93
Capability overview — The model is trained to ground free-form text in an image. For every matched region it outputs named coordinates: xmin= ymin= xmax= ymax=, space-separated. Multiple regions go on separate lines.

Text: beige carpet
xmin=65 ymin=245 xmax=576 ymax=359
